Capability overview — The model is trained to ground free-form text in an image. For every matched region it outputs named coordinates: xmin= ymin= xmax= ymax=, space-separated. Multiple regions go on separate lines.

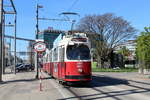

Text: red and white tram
xmin=42 ymin=32 xmax=92 ymax=83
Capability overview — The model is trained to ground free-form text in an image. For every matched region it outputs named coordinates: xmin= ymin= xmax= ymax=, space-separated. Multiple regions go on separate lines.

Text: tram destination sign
xmin=34 ymin=41 xmax=46 ymax=53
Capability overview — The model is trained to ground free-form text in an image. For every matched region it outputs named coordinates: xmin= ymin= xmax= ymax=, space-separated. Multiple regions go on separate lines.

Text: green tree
xmin=77 ymin=13 xmax=136 ymax=68
xmin=118 ymin=46 xmax=130 ymax=61
xmin=136 ymin=27 xmax=150 ymax=70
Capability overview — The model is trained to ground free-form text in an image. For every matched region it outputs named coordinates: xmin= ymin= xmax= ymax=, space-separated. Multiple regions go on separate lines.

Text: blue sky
xmin=13 ymin=0 xmax=150 ymax=39
xmin=4 ymin=0 xmax=150 ymax=53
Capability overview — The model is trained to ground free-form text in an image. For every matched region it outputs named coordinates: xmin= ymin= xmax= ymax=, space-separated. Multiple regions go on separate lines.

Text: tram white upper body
xmin=44 ymin=32 xmax=91 ymax=63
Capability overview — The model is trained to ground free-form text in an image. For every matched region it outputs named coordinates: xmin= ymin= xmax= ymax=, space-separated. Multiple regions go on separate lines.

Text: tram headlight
xmin=78 ymin=68 xmax=83 ymax=73
xmin=77 ymin=62 xmax=83 ymax=73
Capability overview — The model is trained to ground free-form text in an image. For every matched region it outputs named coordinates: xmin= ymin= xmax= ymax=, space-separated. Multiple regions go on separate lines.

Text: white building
xmin=115 ymin=40 xmax=136 ymax=60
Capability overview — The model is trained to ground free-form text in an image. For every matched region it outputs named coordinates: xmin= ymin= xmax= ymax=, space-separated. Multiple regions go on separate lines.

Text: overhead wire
xmin=68 ymin=0 xmax=80 ymax=30
xmin=57 ymin=0 xmax=80 ymax=30
xmin=67 ymin=0 xmax=79 ymax=12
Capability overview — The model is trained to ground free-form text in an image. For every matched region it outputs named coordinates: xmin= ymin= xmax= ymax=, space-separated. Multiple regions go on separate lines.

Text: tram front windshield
xmin=67 ymin=44 xmax=91 ymax=60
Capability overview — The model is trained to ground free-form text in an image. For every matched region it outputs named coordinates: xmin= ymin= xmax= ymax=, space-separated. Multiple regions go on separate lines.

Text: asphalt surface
xmin=0 ymin=70 xmax=150 ymax=100
xmin=64 ymin=72 xmax=150 ymax=100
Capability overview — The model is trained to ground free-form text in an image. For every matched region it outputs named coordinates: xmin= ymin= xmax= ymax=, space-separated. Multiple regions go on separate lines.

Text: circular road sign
xmin=34 ymin=41 xmax=46 ymax=53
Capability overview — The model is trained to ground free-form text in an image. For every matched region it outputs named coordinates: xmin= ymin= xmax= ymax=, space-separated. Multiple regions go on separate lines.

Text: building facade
xmin=115 ymin=40 xmax=136 ymax=60
xmin=37 ymin=29 xmax=65 ymax=49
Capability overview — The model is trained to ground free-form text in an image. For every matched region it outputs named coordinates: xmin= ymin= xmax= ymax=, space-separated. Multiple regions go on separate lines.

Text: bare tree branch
xmin=77 ymin=13 xmax=136 ymax=68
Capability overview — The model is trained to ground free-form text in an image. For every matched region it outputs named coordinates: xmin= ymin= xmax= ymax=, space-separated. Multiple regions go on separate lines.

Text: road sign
xmin=34 ymin=41 xmax=46 ymax=53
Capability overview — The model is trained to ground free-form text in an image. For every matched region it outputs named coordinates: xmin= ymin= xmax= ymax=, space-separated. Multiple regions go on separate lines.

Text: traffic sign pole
xmin=35 ymin=52 xmax=39 ymax=79
xmin=34 ymin=40 xmax=46 ymax=79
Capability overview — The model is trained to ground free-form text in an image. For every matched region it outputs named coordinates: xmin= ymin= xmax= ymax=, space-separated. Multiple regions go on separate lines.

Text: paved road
xmin=0 ymin=71 xmax=150 ymax=100
xmin=63 ymin=72 xmax=150 ymax=100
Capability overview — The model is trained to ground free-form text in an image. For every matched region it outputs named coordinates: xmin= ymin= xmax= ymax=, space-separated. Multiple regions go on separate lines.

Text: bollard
xmin=40 ymin=76 xmax=42 ymax=91
xmin=39 ymin=68 xmax=42 ymax=91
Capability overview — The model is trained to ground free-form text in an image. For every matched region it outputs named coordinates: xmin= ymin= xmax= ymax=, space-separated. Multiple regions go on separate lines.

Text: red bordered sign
xmin=34 ymin=41 xmax=46 ymax=53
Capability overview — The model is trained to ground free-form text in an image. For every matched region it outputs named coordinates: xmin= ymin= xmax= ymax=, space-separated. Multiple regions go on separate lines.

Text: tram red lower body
xmin=43 ymin=61 xmax=92 ymax=82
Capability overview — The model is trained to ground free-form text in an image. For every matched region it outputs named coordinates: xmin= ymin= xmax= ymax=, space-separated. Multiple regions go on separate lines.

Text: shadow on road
xmin=0 ymin=73 xmax=52 ymax=85
xmin=90 ymin=75 xmax=129 ymax=87
xmin=68 ymin=75 xmax=129 ymax=88
xmin=60 ymin=75 xmax=150 ymax=100
xmin=0 ymin=78 xmax=38 ymax=85
xmin=4 ymin=70 xmax=35 ymax=74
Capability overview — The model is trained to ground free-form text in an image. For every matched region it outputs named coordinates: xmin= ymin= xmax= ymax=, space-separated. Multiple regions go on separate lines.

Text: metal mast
xmin=0 ymin=0 xmax=3 ymax=81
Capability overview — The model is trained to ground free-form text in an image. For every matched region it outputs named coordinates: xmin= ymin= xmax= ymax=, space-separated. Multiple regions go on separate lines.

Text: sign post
xmin=34 ymin=39 xmax=46 ymax=79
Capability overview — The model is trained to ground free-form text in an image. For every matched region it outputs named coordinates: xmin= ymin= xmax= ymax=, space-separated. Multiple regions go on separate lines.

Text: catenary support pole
xmin=35 ymin=4 xmax=39 ymax=79
xmin=2 ymin=10 xmax=5 ymax=74
xmin=0 ymin=0 xmax=3 ymax=82
xmin=14 ymin=14 xmax=17 ymax=74
xmin=0 ymin=0 xmax=3 ymax=81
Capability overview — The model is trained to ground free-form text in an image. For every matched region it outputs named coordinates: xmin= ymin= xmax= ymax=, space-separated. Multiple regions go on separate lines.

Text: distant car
xmin=16 ymin=64 xmax=34 ymax=72
xmin=24 ymin=64 xmax=34 ymax=71
xmin=16 ymin=63 xmax=22 ymax=68
xmin=16 ymin=64 xmax=25 ymax=72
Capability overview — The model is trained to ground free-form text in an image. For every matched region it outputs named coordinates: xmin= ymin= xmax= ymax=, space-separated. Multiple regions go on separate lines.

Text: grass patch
xmin=91 ymin=62 xmax=138 ymax=72
xmin=92 ymin=62 xmax=97 ymax=68
xmin=92 ymin=67 xmax=138 ymax=72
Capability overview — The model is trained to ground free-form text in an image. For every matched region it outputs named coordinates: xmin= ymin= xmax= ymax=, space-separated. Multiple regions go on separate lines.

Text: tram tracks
xmin=61 ymin=73 xmax=150 ymax=100
xmin=42 ymin=71 xmax=150 ymax=100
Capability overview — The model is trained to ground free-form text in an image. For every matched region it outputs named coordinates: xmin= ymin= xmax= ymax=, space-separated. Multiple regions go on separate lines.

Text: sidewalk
xmin=2 ymin=67 xmax=16 ymax=82
xmin=0 ymin=69 xmax=65 ymax=100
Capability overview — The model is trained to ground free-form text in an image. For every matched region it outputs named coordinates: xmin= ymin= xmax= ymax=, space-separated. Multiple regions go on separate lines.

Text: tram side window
xmin=51 ymin=51 xmax=53 ymax=62
xmin=49 ymin=51 xmax=52 ymax=62
xmin=58 ymin=47 xmax=61 ymax=62
xmin=45 ymin=55 xmax=47 ymax=62
xmin=62 ymin=47 xmax=65 ymax=61
xmin=46 ymin=55 xmax=48 ymax=62
xmin=59 ymin=47 xmax=65 ymax=62
xmin=48 ymin=54 xmax=50 ymax=62
xmin=53 ymin=48 xmax=58 ymax=62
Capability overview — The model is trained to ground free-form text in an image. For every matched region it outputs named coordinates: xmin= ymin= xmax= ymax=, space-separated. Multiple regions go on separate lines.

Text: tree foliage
xmin=136 ymin=27 xmax=150 ymax=69
xmin=118 ymin=46 xmax=130 ymax=61
xmin=77 ymin=13 xmax=136 ymax=68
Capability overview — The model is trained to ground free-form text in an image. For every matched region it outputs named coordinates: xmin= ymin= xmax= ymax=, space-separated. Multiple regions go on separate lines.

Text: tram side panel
xmin=57 ymin=47 xmax=66 ymax=80
xmin=53 ymin=62 xmax=58 ymax=78
xmin=49 ymin=62 xmax=53 ymax=76
xmin=61 ymin=62 xmax=66 ymax=79
xmin=58 ymin=62 xmax=61 ymax=80
xmin=47 ymin=63 xmax=50 ymax=74
xmin=46 ymin=63 xmax=49 ymax=73
xmin=57 ymin=62 xmax=66 ymax=80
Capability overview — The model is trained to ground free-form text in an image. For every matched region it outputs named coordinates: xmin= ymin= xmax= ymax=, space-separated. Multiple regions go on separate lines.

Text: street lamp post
xmin=35 ymin=4 xmax=39 ymax=79
xmin=0 ymin=0 xmax=3 ymax=82
xmin=14 ymin=14 xmax=17 ymax=74
xmin=35 ymin=4 xmax=42 ymax=79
